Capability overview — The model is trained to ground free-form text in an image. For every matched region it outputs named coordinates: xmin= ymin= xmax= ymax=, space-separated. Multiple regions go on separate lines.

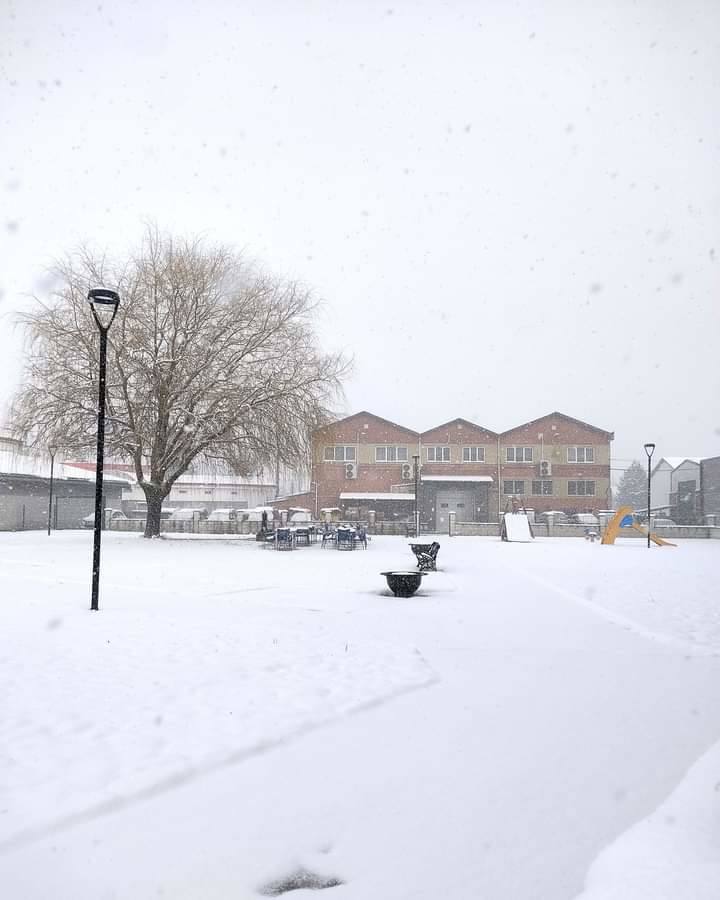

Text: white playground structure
xmin=500 ymin=512 xmax=534 ymax=542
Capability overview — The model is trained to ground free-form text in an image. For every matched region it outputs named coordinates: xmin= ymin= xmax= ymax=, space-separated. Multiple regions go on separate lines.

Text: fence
xmin=6 ymin=508 xmax=718 ymax=540
xmin=450 ymin=521 xmax=720 ymax=540
xmin=108 ymin=518 xmax=416 ymax=537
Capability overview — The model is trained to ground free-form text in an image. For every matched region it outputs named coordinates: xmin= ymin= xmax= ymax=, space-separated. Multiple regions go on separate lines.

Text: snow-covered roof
xmin=421 ymin=475 xmax=493 ymax=483
xmin=339 ymin=492 xmax=415 ymax=501
xmin=61 ymin=461 xmax=274 ymax=487
xmin=0 ymin=449 xmax=127 ymax=483
xmin=659 ymin=457 xmax=704 ymax=470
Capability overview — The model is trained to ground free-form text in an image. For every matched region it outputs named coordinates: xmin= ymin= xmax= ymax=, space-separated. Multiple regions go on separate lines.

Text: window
xmin=324 ymin=446 xmax=356 ymax=462
xmin=567 ymin=446 xmax=595 ymax=463
xmin=462 ymin=446 xmax=485 ymax=462
xmin=375 ymin=446 xmax=408 ymax=462
xmin=532 ymin=480 xmax=553 ymax=495
xmin=503 ymin=480 xmax=525 ymax=494
xmin=505 ymin=446 xmax=533 ymax=462
xmin=568 ymin=480 xmax=595 ymax=496
xmin=426 ymin=446 xmax=450 ymax=462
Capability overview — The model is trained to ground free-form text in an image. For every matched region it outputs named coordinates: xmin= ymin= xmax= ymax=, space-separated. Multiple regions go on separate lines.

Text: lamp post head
xmin=88 ymin=288 xmax=120 ymax=332
xmin=643 ymin=442 xmax=656 ymax=459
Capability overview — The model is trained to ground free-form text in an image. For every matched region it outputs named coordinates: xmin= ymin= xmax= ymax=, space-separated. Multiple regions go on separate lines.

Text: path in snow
xmin=0 ymin=533 xmax=719 ymax=899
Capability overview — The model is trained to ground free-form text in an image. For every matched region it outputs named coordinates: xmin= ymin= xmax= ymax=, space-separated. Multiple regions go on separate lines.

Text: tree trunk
xmin=141 ymin=483 xmax=168 ymax=538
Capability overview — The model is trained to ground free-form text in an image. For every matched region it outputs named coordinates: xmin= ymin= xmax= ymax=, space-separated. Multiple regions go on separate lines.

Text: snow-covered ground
xmin=0 ymin=531 xmax=718 ymax=899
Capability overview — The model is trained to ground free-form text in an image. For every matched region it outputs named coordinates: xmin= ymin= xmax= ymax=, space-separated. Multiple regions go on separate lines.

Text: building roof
xmin=0 ymin=449 xmax=128 ymax=483
xmin=500 ymin=411 xmax=614 ymax=439
xmin=63 ymin=461 xmax=274 ymax=487
xmin=315 ymin=410 xmax=613 ymax=441
xmin=420 ymin=417 xmax=498 ymax=438
xmin=652 ymin=457 xmax=705 ymax=476
xmin=662 ymin=457 xmax=704 ymax=469
xmin=315 ymin=411 xmax=420 ymax=438
xmin=315 ymin=409 xmax=420 ymax=438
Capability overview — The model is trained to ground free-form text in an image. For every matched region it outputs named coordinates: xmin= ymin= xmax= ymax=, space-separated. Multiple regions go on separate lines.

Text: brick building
xmin=307 ymin=411 xmax=613 ymax=528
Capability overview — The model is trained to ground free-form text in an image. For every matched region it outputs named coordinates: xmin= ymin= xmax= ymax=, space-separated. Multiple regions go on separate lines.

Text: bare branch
xmin=9 ymin=228 xmax=349 ymax=535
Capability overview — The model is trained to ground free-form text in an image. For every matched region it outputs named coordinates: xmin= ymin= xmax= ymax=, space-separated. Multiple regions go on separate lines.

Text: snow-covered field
xmin=1 ymin=531 xmax=719 ymax=899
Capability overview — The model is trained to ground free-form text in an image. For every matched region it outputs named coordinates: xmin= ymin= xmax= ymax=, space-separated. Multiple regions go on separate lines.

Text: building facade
xmin=649 ymin=458 xmax=676 ymax=512
xmin=669 ymin=458 xmax=703 ymax=524
xmin=310 ymin=411 xmax=613 ymax=528
xmin=0 ymin=435 xmax=124 ymax=531
xmin=62 ymin=461 xmax=276 ymax=514
xmin=700 ymin=456 xmax=720 ymax=522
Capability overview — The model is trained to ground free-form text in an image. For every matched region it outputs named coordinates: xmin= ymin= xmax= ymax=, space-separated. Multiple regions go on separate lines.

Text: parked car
xmin=289 ymin=509 xmax=312 ymax=523
xmin=168 ymin=508 xmax=208 ymax=521
xmin=207 ymin=508 xmax=243 ymax=523
xmin=126 ymin=507 xmax=176 ymax=520
xmin=81 ymin=509 xmax=128 ymax=528
xmin=538 ymin=510 xmax=569 ymax=525
xmin=569 ymin=513 xmax=600 ymax=527
xmin=244 ymin=507 xmax=275 ymax=524
xmin=651 ymin=518 xmax=676 ymax=528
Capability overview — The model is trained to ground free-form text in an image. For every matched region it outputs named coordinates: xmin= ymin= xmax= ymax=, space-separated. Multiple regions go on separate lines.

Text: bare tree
xmin=11 ymin=229 xmax=348 ymax=536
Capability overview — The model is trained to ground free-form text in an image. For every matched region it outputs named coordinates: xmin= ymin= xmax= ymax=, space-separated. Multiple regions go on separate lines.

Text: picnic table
xmin=320 ymin=525 xmax=367 ymax=550
xmin=273 ymin=527 xmax=295 ymax=550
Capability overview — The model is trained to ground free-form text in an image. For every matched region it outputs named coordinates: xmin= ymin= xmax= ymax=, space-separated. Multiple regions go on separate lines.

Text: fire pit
xmin=381 ymin=570 xmax=426 ymax=598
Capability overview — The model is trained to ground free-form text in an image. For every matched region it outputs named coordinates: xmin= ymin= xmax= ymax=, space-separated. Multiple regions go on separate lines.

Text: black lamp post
xmin=644 ymin=442 xmax=656 ymax=549
xmin=88 ymin=288 xmax=120 ymax=611
xmin=413 ymin=454 xmax=420 ymax=537
xmin=47 ymin=445 xmax=57 ymax=536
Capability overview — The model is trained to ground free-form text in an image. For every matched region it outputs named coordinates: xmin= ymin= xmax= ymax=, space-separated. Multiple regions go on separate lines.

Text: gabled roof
xmin=660 ymin=457 xmax=704 ymax=469
xmin=500 ymin=411 xmax=614 ymax=439
xmin=315 ymin=410 xmax=419 ymax=438
xmin=420 ymin=417 xmax=498 ymax=438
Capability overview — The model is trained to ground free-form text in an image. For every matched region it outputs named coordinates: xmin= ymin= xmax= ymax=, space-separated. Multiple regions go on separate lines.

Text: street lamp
xmin=644 ymin=442 xmax=656 ymax=549
xmin=88 ymin=288 xmax=120 ymax=611
xmin=413 ymin=454 xmax=420 ymax=537
xmin=47 ymin=445 xmax=57 ymax=536
xmin=309 ymin=481 xmax=319 ymax=520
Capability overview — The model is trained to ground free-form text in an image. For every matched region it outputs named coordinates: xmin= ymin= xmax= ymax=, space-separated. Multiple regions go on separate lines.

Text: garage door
xmin=435 ymin=491 xmax=472 ymax=530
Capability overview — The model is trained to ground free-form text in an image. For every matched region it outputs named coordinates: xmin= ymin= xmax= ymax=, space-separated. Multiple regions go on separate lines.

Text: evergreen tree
xmin=614 ymin=460 xmax=648 ymax=511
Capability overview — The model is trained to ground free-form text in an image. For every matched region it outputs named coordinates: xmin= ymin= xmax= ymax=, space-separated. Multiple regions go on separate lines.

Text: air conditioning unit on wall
xmin=539 ymin=460 xmax=552 ymax=477
xmin=401 ymin=463 xmax=413 ymax=480
xmin=345 ymin=463 xmax=357 ymax=479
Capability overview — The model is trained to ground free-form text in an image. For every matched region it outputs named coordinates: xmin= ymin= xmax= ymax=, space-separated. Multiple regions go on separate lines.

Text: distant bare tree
xmin=11 ymin=229 xmax=348 ymax=536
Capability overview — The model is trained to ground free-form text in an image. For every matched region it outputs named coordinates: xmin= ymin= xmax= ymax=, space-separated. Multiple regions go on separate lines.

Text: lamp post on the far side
xmin=644 ymin=442 xmax=655 ymax=549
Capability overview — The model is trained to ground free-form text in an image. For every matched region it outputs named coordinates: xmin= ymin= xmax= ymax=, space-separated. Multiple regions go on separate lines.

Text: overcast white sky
xmin=1 ymin=0 xmax=719 ymax=471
